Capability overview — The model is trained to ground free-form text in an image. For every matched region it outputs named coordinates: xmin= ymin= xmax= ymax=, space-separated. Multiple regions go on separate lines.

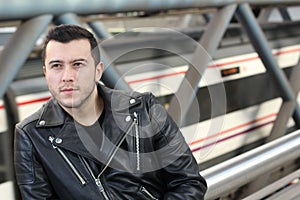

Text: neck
xmin=64 ymin=89 xmax=104 ymax=126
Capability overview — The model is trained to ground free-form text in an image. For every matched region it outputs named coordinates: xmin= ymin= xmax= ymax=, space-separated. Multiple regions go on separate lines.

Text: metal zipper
xmin=97 ymin=118 xmax=136 ymax=177
xmin=95 ymin=178 xmax=110 ymax=200
xmin=81 ymin=157 xmax=110 ymax=200
xmin=85 ymin=114 xmax=138 ymax=199
xmin=48 ymin=136 xmax=87 ymax=185
xmin=133 ymin=112 xmax=140 ymax=171
xmin=140 ymin=186 xmax=158 ymax=200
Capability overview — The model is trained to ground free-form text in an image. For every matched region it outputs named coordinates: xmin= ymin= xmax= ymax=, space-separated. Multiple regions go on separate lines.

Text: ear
xmin=95 ymin=62 xmax=104 ymax=81
xmin=43 ymin=66 xmax=46 ymax=75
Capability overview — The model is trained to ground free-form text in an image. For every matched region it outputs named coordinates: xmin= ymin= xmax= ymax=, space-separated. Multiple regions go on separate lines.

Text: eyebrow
xmin=71 ymin=58 xmax=88 ymax=64
xmin=48 ymin=60 xmax=62 ymax=65
xmin=48 ymin=58 xmax=88 ymax=65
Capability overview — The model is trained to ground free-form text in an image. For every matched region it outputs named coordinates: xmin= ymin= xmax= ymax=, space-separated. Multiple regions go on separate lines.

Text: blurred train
xmin=1 ymin=20 xmax=300 ymax=170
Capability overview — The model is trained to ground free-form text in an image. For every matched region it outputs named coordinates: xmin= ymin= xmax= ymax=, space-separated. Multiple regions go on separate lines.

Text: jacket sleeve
xmin=147 ymin=93 xmax=207 ymax=200
xmin=14 ymin=125 xmax=58 ymax=200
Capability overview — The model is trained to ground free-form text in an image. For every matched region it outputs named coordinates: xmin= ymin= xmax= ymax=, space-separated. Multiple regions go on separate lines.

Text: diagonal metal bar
xmin=167 ymin=4 xmax=236 ymax=126
xmin=88 ymin=21 xmax=113 ymax=40
xmin=88 ymin=20 xmax=132 ymax=91
xmin=0 ymin=15 xmax=53 ymax=99
xmin=257 ymin=8 xmax=273 ymax=22
xmin=278 ymin=7 xmax=292 ymax=21
xmin=235 ymin=3 xmax=300 ymax=128
xmin=99 ymin=47 xmax=133 ymax=91
xmin=267 ymin=62 xmax=300 ymax=142
xmin=234 ymin=4 xmax=300 ymax=196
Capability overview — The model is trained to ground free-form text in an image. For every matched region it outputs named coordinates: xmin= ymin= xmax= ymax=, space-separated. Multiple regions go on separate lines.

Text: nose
xmin=62 ymin=65 xmax=75 ymax=82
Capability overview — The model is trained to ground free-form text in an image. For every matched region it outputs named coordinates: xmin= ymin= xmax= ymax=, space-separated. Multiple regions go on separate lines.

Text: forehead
xmin=45 ymin=39 xmax=91 ymax=61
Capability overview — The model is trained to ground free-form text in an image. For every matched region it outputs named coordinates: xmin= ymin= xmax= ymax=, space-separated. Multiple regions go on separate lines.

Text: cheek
xmin=45 ymin=72 xmax=61 ymax=85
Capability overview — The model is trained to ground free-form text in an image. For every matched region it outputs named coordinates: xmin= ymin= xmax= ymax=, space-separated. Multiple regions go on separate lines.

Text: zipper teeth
xmin=134 ymin=112 xmax=140 ymax=171
xmin=81 ymin=157 xmax=96 ymax=179
xmin=81 ymin=157 xmax=110 ymax=200
xmin=98 ymin=120 xmax=136 ymax=178
xmin=95 ymin=179 xmax=110 ymax=200
xmin=48 ymin=136 xmax=86 ymax=185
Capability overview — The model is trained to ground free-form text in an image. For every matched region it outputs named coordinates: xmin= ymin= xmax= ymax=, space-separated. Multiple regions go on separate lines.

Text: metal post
xmin=235 ymin=3 xmax=300 ymax=127
xmin=0 ymin=15 xmax=53 ymax=99
xmin=3 ymin=87 xmax=20 ymax=200
xmin=167 ymin=4 xmax=236 ymax=126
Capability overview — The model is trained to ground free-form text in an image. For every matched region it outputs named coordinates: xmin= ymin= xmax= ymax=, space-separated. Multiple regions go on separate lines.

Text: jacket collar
xmin=36 ymin=83 xmax=142 ymax=128
xmin=35 ymin=84 xmax=143 ymax=165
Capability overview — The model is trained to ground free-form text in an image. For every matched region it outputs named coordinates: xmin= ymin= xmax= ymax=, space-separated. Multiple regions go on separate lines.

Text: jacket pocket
xmin=138 ymin=186 xmax=158 ymax=200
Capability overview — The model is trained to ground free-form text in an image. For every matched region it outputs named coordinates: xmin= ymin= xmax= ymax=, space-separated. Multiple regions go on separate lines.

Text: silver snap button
xmin=55 ymin=138 xmax=63 ymax=144
xmin=129 ymin=99 xmax=136 ymax=104
xmin=125 ymin=116 xmax=131 ymax=122
xmin=39 ymin=120 xmax=46 ymax=126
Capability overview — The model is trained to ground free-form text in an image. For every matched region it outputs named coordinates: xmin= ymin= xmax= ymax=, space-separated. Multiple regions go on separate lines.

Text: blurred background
xmin=1 ymin=0 xmax=300 ymax=199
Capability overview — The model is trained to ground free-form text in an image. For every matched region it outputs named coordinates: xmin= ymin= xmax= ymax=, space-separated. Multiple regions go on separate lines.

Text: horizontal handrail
xmin=0 ymin=0 xmax=300 ymax=21
xmin=201 ymin=129 xmax=300 ymax=200
xmin=244 ymin=169 xmax=300 ymax=199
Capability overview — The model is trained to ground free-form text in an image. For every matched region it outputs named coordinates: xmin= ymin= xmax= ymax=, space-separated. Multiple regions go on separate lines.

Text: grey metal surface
xmin=235 ymin=3 xmax=300 ymax=127
xmin=244 ymin=169 xmax=300 ymax=200
xmin=279 ymin=7 xmax=292 ymax=21
xmin=167 ymin=4 xmax=236 ymax=126
xmin=0 ymin=15 xmax=52 ymax=99
xmin=265 ymin=181 xmax=300 ymax=200
xmin=88 ymin=21 xmax=112 ymax=40
xmin=202 ymin=129 xmax=300 ymax=200
xmin=100 ymin=46 xmax=133 ymax=91
xmin=0 ymin=0 xmax=299 ymax=21
xmin=54 ymin=13 xmax=82 ymax=26
xmin=268 ymin=62 xmax=300 ymax=141
xmin=88 ymin=22 xmax=132 ymax=91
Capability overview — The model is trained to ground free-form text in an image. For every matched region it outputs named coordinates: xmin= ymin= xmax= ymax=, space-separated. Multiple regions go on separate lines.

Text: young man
xmin=14 ymin=24 xmax=207 ymax=199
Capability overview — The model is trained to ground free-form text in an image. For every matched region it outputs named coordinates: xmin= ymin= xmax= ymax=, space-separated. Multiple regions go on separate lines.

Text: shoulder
xmin=15 ymin=100 xmax=49 ymax=130
xmin=99 ymin=84 xmax=157 ymax=109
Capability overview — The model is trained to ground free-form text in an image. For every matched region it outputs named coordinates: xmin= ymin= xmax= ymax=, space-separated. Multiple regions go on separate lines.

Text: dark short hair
xmin=42 ymin=24 xmax=100 ymax=66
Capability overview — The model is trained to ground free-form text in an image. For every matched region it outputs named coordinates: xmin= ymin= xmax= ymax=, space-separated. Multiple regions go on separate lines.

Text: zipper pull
xmin=95 ymin=178 xmax=110 ymax=200
xmin=95 ymin=178 xmax=104 ymax=192
xmin=133 ymin=112 xmax=138 ymax=124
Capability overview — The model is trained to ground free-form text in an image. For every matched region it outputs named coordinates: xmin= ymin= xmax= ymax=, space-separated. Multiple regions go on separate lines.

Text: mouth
xmin=60 ymin=87 xmax=78 ymax=94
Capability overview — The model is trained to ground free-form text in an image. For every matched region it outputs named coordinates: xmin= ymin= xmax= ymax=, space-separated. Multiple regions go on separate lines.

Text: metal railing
xmin=202 ymin=129 xmax=300 ymax=199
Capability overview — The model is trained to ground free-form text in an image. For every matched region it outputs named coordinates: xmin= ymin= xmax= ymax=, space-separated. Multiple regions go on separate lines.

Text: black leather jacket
xmin=14 ymin=84 xmax=207 ymax=200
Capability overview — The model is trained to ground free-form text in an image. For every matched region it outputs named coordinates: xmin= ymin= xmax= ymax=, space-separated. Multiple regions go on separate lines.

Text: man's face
xmin=43 ymin=39 xmax=103 ymax=111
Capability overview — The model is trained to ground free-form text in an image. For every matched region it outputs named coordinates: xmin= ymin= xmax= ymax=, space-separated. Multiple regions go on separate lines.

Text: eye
xmin=73 ymin=62 xmax=85 ymax=68
xmin=50 ymin=63 xmax=62 ymax=69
